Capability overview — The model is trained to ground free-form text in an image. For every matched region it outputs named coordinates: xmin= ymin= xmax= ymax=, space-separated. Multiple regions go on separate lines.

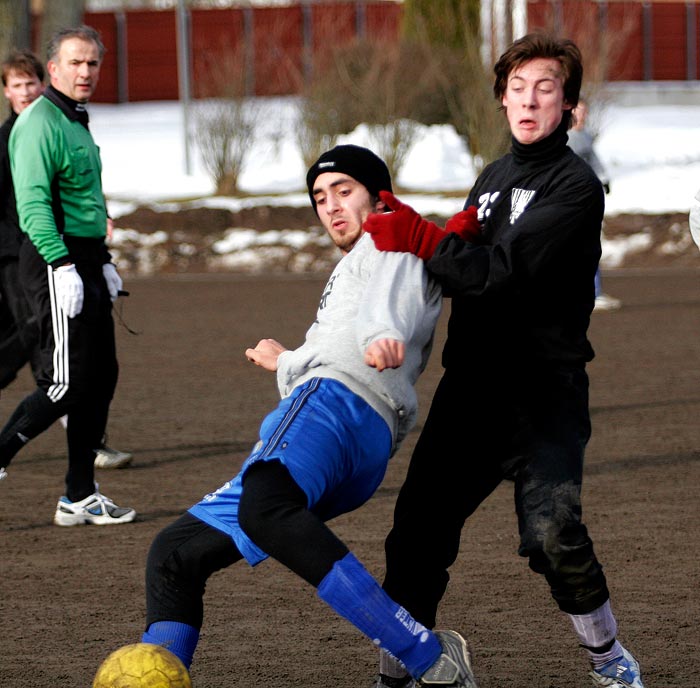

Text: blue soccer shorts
xmin=188 ymin=377 xmax=392 ymax=566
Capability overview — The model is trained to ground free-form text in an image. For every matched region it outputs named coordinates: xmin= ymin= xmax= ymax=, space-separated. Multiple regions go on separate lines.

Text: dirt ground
xmin=1 ymin=267 xmax=700 ymax=687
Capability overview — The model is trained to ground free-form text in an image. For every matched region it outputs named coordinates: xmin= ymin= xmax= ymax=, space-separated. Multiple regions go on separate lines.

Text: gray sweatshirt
xmin=276 ymin=233 xmax=442 ymax=452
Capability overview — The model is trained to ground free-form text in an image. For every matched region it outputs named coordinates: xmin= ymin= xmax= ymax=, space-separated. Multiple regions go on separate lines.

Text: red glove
xmin=445 ymin=206 xmax=481 ymax=242
xmin=364 ymin=191 xmax=449 ymax=261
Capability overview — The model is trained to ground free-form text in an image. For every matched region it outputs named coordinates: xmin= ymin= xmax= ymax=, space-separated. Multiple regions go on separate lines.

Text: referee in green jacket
xmin=0 ymin=25 xmax=135 ymax=526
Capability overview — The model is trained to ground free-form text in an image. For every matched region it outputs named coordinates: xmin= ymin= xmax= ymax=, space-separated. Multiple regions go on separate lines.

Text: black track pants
xmin=0 ymin=239 xmax=118 ymax=500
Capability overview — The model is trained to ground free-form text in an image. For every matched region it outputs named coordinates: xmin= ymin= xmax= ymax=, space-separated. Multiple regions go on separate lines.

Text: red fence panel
xmin=252 ymin=6 xmax=304 ymax=96
xmin=365 ymin=1 xmax=402 ymax=41
xmin=696 ymin=4 xmax=700 ymax=78
xmin=83 ymin=1 xmax=699 ymax=103
xmin=84 ymin=12 xmax=119 ymax=103
xmin=311 ymin=2 xmax=357 ymax=55
xmin=190 ymin=8 xmax=247 ymax=98
xmin=125 ymin=10 xmax=179 ymax=101
xmin=651 ymin=2 xmax=688 ymax=79
xmin=605 ymin=2 xmax=644 ymax=81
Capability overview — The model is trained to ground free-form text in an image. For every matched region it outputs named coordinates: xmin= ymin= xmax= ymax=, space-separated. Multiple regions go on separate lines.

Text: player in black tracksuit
xmin=0 ymin=84 xmax=42 ymax=388
xmin=365 ymin=33 xmax=644 ymax=688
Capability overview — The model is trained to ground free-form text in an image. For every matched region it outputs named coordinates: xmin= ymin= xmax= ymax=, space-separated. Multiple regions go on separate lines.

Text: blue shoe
xmin=589 ymin=646 xmax=644 ymax=688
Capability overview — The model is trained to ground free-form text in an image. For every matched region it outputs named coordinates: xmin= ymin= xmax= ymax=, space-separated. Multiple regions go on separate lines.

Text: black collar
xmin=511 ymin=116 xmax=570 ymax=165
xmin=43 ymin=84 xmax=90 ymax=130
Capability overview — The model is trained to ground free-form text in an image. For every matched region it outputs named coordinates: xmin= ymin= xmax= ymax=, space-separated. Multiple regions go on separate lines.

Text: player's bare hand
xmin=245 ymin=338 xmax=287 ymax=371
xmin=365 ymin=338 xmax=405 ymax=372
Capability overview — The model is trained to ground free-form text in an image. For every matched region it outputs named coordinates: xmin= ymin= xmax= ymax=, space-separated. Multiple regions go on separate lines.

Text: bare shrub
xmin=295 ymin=89 xmax=344 ymax=172
xmin=193 ymin=98 xmax=258 ymax=196
xmin=364 ymin=119 xmax=418 ymax=188
xmin=192 ymin=43 xmax=259 ymax=195
xmin=298 ymin=39 xmax=423 ymax=186
xmin=401 ymin=1 xmax=510 ymax=173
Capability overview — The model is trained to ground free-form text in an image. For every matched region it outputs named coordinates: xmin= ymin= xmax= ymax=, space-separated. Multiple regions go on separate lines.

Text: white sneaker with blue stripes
xmin=53 ymin=488 xmax=136 ymax=526
xmin=589 ymin=645 xmax=644 ymax=688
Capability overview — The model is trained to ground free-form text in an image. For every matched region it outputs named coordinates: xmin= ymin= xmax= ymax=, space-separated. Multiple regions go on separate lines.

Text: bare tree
xmin=295 ymin=96 xmax=341 ymax=173
xmin=193 ymin=98 xmax=257 ymax=196
xmin=298 ymin=38 xmax=422 ymax=186
xmin=192 ymin=45 xmax=259 ymax=196
xmin=401 ymin=0 xmax=510 ymax=172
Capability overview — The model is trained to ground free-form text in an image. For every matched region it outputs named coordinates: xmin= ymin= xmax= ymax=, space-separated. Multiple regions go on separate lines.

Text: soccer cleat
xmin=53 ymin=489 xmax=136 ymax=526
xmin=589 ymin=646 xmax=644 ymax=688
xmin=594 ymin=293 xmax=622 ymax=311
xmin=0 ymin=467 xmax=7 ymax=481
xmin=418 ymin=630 xmax=478 ymax=687
xmin=94 ymin=444 xmax=133 ymax=469
xmin=375 ymin=675 xmax=416 ymax=688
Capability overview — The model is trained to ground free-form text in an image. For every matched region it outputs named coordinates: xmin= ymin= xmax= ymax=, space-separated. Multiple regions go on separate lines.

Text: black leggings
xmin=145 ymin=461 xmax=349 ymax=629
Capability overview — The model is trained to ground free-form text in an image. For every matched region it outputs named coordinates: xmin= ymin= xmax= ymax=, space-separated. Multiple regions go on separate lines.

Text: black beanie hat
xmin=306 ymin=144 xmax=392 ymax=214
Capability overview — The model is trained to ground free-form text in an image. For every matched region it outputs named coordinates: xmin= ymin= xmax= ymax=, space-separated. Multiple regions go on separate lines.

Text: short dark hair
xmin=47 ymin=25 xmax=105 ymax=63
xmin=493 ymin=32 xmax=583 ymax=113
xmin=1 ymin=49 xmax=44 ymax=86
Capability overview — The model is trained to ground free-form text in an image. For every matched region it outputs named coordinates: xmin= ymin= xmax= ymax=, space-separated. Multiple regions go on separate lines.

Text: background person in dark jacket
xmin=568 ymin=97 xmax=621 ymax=311
xmin=0 ymin=50 xmax=45 ymax=388
xmin=0 ymin=27 xmax=134 ymax=526
xmin=364 ymin=33 xmax=644 ymax=688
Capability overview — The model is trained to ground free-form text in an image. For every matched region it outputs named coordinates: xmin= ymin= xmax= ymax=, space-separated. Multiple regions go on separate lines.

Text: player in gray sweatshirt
xmin=137 ymin=146 xmax=480 ymax=688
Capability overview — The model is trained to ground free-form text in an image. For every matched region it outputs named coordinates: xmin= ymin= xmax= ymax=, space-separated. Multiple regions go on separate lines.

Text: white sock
xmin=587 ymin=640 xmax=625 ymax=669
xmin=59 ymin=415 xmax=68 ymax=430
xmin=567 ymin=600 xmax=621 ymax=666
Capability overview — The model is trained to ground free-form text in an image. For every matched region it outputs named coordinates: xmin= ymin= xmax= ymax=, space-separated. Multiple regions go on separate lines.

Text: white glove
xmin=53 ymin=264 xmax=84 ymax=318
xmin=102 ymin=263 xmax=123 ymax=302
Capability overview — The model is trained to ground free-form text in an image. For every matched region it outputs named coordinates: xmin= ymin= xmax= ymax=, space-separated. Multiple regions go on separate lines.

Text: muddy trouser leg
xmin=514 ymin=368 xmax=609 ymax=615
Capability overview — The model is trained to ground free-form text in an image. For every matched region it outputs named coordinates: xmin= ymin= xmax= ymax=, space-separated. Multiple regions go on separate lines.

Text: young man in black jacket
xmin=364 ymin=33 xmax=644 ymax=688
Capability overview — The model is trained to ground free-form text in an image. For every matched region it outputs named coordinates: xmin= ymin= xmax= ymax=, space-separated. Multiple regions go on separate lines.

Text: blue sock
xmin=317 ymin=552 xmax=441 ymax=679
xmin=141 ymin=620 xmax=200 ymax=669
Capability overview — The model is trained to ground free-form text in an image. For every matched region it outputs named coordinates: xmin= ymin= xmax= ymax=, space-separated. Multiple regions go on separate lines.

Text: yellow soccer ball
xmin=93 ymin=643 xmax=192 ymax=688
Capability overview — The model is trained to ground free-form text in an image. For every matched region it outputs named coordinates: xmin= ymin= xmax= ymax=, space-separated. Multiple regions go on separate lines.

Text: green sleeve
xmin=9 ymin=110 xmax=70 ymax=265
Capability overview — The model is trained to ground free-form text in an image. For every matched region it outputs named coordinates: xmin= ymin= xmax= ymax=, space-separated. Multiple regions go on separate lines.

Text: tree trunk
xmin=0 ymin=0 xmax=32 ymax=119
xmin=38 ymin=0 xmax=85 ymax=62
